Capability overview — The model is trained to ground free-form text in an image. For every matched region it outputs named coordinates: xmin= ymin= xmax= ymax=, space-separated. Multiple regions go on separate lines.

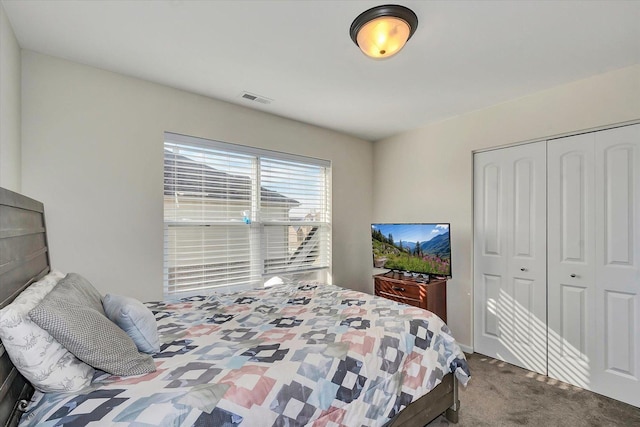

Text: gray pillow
xmin=102 ymin=294 xmax=160 ymax=354
xmin=29 ymin=273 xmax=156 ymax=376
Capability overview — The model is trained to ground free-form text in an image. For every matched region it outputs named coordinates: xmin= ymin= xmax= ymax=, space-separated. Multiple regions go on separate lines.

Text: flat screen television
xmin=371 ymin=223 xmax=452 ymax=277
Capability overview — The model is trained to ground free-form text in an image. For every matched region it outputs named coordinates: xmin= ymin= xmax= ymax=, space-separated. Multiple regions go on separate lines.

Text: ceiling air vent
xmin=240 ymin=92 xmax=272 ymax=105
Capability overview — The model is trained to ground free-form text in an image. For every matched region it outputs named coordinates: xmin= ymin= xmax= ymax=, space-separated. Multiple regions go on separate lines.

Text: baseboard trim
xmin=458 ymin=344 xmax=473 ymax=354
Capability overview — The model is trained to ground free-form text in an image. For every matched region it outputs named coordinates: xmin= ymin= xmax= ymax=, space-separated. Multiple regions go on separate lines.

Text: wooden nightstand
xmin=374 ymin=272 xmax=447 ymax=323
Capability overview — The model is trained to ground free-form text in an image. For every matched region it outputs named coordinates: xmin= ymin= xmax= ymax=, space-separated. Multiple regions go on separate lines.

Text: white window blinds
xmin=164 ymin=133 xmax=331 ymax=297
xmin=260 ymin=157 xmax=331 ymax=276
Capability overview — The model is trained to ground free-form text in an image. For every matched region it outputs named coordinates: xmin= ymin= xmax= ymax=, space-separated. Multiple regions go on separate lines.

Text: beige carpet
xmin=427 ymin=353 xmax=640 ymax=426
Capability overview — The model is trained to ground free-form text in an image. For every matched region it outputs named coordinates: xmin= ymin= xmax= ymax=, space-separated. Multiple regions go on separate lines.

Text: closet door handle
xmin=570 ymin=274 xmax=577 ymax=278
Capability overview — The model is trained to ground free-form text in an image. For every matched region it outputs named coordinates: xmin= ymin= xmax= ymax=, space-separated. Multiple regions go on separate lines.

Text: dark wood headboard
xmin=0 ymin=187 xmax=50 ymax=427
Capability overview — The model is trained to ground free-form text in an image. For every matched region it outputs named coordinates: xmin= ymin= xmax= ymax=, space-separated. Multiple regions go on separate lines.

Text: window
xmin=163 ymin=132 xmax=331 ymax=297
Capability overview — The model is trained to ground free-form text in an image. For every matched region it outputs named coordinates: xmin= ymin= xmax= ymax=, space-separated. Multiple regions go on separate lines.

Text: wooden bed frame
xmin=387 ymin=373 xmax=459 ymax=426
xmin=0 ymin=186 xmax=459 ymax=427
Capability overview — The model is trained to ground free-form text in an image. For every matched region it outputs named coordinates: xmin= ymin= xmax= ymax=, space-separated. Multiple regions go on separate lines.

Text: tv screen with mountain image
xmin=371 ymin=223 xmax=451 ymax=277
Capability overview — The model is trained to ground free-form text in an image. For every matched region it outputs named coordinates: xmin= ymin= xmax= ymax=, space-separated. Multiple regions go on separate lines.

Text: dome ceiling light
xmin=349 ymin=4 xmax=419 ymax=59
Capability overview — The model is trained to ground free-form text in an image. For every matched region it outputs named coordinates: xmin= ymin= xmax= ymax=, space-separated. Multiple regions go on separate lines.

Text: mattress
xmin=20 ymin=282 xmax=470 ymax=426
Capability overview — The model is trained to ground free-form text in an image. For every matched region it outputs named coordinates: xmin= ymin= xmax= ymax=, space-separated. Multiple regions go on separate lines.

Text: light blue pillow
xmin=102 ymin=294 xmax=160 ymax=354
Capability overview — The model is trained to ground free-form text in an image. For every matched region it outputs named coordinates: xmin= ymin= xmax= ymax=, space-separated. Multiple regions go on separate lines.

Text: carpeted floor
xmin=427 ymin=353 xmax=640 ymax=426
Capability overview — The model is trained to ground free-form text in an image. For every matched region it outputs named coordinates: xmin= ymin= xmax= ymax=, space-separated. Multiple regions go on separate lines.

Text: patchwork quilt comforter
xmin=20 ymin=283 xmax=470 ymax=427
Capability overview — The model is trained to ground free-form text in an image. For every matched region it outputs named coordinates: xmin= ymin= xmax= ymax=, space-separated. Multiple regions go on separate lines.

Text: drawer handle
xmin=392 ymin=286 xmax=406 ymax=292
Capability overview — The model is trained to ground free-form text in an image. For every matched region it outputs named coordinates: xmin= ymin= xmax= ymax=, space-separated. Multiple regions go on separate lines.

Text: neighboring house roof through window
xmin=163 ymin=150 xmax=300 ymax=207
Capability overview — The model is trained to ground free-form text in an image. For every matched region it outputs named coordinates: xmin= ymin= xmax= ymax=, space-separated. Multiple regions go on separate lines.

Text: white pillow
xmin=0 ymin=270 xmax=95 ymax=392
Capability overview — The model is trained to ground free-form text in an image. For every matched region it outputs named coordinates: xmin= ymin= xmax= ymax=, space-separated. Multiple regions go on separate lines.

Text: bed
xmin=0 ymin=187 xmax=469 ymax=427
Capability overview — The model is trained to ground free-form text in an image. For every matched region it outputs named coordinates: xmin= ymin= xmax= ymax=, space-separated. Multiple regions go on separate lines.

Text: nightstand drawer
xmin=375 ymin=279 xmax=422 ymax=300
xmin=376 ymin=291 xmax=422 ymax=308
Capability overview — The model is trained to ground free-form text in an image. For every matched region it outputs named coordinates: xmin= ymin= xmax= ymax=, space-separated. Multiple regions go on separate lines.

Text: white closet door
xmin=548 ymin=124 xmax=640 ymax=407
xmin=474 ymin=142 xmax=547 ymax=374
xmin=547 ymin=132 xmax=596 ymax=389
xmin=593 ymin=124 xmax=640 ymax=407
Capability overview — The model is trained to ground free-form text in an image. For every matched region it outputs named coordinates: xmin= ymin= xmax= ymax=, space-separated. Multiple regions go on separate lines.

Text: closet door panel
xmin=560 ymin=285 xmax=587 ymax=362
xmin=513 ymin=278 xmax=534 ymax=345
xmin=600 ymin=140 xmax=635 ymax=268
xmin=483 ymin=164 xmax=503 ymax=257
xmin=513 ymin=159 xmax=534 ymax=257
xmin=605 ymin=291 xmax=634 ymax=374
xmin=593 ymin=124 xmax=640 ymax=407
xmin=560 ymin=152 xmax=588 ymax=262
xmin=474 ymin=155 xmax=509 ymax=357
xmin=547 ymin=133 xmax=596 ymax=389
xmin=474 ymin=142 xmax=546 ymax=375
xmin=483 ymin=274 xmax=502 ymax=337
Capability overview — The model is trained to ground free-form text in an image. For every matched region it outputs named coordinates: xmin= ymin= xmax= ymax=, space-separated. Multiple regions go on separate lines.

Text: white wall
xmin=373 ymin=65 xmax=640 ymax=349
xmin=0 ymin=3 xmax=21 ymax=192
xmin=21 ymin=51 xmax=373 ymax=301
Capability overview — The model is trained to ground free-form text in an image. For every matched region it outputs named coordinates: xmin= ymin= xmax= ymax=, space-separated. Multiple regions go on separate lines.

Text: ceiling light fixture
xmin=349 ymin=4 xmax=418 ymax=59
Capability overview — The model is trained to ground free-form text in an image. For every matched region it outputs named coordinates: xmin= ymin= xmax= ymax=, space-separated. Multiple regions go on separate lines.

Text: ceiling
xmin=3 ymin=0 xmax=639 ymax=141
